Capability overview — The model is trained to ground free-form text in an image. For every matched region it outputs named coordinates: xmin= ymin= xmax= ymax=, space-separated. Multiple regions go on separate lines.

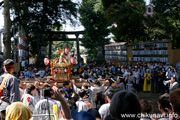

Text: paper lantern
xmin=71 ymin=57 xmax=77 ymax=65
xmin=44 ymin=57 xmax=49 ymax=66
xmin=64 ymin=47 xmax=69 ymax=55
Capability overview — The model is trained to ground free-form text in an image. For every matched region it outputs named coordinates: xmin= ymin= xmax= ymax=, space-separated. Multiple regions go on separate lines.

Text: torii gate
xmin=43 ymin=31 xmax=85 ymax=64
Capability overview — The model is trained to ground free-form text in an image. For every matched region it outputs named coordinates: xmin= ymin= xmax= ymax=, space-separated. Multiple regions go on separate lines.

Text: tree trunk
xmin=3 ymin=0 xmax=11 ymax=59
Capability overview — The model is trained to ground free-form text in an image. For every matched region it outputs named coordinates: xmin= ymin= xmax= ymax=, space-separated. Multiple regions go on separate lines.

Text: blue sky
xmin=0 ymin=0 xmax=150 ymax=31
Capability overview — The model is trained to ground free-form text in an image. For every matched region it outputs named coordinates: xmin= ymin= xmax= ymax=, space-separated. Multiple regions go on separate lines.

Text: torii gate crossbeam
xmin=43 ymin=30 xmax=85 ymax=64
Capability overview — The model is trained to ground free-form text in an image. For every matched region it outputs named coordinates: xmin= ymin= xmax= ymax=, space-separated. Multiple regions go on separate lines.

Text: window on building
xmin=148 ymin=8 xmax=152 ymax=13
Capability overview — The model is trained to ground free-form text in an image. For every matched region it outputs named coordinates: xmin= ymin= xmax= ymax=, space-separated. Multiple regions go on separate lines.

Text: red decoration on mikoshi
xmin=64 ymin=47 xmax=69 ymax=55
xmin=44 ymin=58 xmax=50 ymax=66
xmin=71 ymin=57 xmax=77 ymax=65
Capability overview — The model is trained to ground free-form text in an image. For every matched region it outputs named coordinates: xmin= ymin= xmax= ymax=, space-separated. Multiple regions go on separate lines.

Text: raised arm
xmin=72 ymin=80 xmax=81 ymax=94
xmin=52 ymin=86 xmax=71 ymax=119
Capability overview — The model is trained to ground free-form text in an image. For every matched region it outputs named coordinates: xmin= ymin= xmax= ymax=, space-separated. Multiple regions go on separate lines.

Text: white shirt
xmin=21 ymin=60 xmax=26 ymax=67
xmin=123 ymin=71 xmax=129 ymax=78
xmin=90 ymin=86 xmax=104 ymax=100
xmin=27 ymin=70 xmax=33 ymax=78
xmin=169 ymin=82 xmax=179 ymax=92
xmin=76 ymin=99 xmax=89 ymax=112
xmin=90 ymin=85 xmax=104 ymax=108
xmin=73 ymin=85 xmax=92 ymax=103
xmin=117 ymin=82 xmax=125 ymax=90
xmin=149 ymin=65 xmax=154 ymax=72
xmin=133 ymin=71 xmax=140 ymax=84
xmin=121 ymin=68 xmax=126 ymax=74
xmin=99 ymin=103 xmax=110 ymax=120
xmin=19 ymin=88 xmax=25 ymax=100
xmin=38 ymin=70 xmax=46 ymax=79
xmin=22 ymin=94 xmax=39 ymax=111
xmin=169 ymin=71 xmax=179 ymax=80
xmin=32 ymin=99 xmax=61 ymax=120
xmin=23 ymin=71 xmax=30 ymax=79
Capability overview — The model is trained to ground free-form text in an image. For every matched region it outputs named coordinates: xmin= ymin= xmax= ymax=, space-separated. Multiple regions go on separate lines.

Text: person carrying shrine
xmin=0 ymin=59 xmax=20 ymax=118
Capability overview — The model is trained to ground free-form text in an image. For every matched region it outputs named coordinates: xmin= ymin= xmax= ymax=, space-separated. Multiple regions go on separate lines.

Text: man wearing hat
xmin=0 ymin=59 xmax=20 ymax=117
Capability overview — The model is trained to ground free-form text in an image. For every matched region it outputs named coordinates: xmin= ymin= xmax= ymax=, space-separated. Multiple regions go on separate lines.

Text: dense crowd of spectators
xmin=1 ymin=59 xmax=180 ymax=120
xmin=16 ymin=61 xmax=180 ymax=94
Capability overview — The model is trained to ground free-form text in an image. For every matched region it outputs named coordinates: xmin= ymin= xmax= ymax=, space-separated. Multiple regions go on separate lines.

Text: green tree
xmin=151 ymin=0 xmax=180 ymax=32
xmin=9 ymin=0 xmax=78 ymax=55
xmin=79 ymin=0 xmax=110 ymax=61
xmin=143 ymin=14 xmax=174 ymax=40
xmin=102 ymin=0 xmax=126 ymax=11
xmin=103 ymin=0 xmax=146 ymax=42
xmin=47 ymin=41 xmax=75 ymax=59
xmin=151 ymin=0 xmax=180 ymax=48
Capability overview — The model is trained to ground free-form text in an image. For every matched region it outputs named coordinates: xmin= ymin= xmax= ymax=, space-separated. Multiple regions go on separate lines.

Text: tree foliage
xmin=101 ymin=0 xmax=126 ymax=11
xmin=79 ymin=0 xmax=109 ymax=60
xmin=143 ymin=14 xmax=174 ymax=40
xmin=151 ymin=0 xmax=180 ymax=48
xmin=9 ymin=0 xmax=78 ymax=55
xmin=151 ymin=0 xmax=180 ymax=31
xmin=104 ymin=0 xmax=146 ymax=42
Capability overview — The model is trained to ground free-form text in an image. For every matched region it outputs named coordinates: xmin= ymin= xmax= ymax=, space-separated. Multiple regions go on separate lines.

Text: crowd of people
xmin=71 ymin=61 xmax=180 ymax=94
xmin=1 ymin=59 xmax=180 ymax=120
xmin=17 ymin=60 xmax=180 ymax=94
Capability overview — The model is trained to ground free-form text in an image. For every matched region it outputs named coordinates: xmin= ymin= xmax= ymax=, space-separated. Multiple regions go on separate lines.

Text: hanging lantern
xmin=64 ymin=47 xmax=69 ymax=55
xmin=44 ymin=57 xmax=50 ymax=66
xmin=71 ymin=57 xmax=77 ymax=65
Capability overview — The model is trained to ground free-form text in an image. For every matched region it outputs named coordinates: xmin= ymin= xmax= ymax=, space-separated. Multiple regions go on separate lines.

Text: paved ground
xmin=137 ymin=92 xmax=160 ymax=113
